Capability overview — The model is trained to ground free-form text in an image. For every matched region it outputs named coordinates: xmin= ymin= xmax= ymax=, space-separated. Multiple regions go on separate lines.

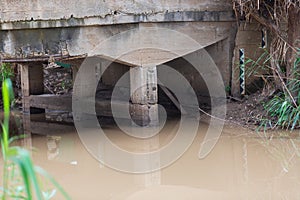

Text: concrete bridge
xmin=0 ymin=0 xmax=240 ymax=125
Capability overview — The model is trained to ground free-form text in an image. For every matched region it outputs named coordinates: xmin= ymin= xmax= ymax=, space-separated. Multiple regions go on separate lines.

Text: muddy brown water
xmin=2 ymin=115 xmax=300 ymax=199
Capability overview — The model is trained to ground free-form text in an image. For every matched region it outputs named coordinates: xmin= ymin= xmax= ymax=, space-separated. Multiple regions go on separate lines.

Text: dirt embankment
xmin=225 ymin=92 xmax=269 ymax=130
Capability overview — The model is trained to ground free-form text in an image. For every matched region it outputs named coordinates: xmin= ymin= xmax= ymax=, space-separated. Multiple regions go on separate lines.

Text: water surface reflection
xmin=19 ymin=116 xmax=300 ymax=199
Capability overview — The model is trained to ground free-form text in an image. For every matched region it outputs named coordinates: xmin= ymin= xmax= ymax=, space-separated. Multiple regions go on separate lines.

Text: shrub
xmin=0 ymin=63 xmax=14 ymax=82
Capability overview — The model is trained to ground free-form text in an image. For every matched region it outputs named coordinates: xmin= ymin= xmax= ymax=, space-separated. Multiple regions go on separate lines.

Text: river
xmin=2 ymin=114 xmax=300 ymax=199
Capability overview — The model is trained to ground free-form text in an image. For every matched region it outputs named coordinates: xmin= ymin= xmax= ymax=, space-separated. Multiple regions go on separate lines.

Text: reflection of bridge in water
xmin=20 ymin=114 xmax=300 ymax=199
xmin=1 ymin=0 xmax=236 ymax=129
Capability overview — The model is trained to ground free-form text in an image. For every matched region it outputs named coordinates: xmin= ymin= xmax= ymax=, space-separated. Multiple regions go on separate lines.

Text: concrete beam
xmin=26 ymin=94 xmax=115 ymax=117
xmin=83 ymin=22 xmax=229 ymax=66
xmin=0 ymin=11 xmax=235 ymax=30
xmin=0 ymin=0 xmax=233 ymax=23
xmin=0 ymin=22 xmax=234 ymax=66
xmin=26 ymin=94 xmax=158 ymax=119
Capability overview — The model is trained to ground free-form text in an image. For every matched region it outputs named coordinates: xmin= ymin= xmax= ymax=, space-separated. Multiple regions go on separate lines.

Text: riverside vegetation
xmin=0 ymin=78 xmax=70 ymax=200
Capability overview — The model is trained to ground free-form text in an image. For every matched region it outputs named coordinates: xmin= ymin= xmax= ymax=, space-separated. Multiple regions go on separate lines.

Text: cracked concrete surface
xmin=0 ymin=0 xmax=232 ymax=22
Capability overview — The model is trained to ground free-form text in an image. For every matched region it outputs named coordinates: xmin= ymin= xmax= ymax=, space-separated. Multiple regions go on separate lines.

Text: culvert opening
xmin=93 ymin=57 xmax=213 ymax=127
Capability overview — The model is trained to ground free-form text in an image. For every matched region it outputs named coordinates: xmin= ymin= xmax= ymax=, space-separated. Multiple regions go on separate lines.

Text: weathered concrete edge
xmin=0 ymin=11 xmax=235 ymax=30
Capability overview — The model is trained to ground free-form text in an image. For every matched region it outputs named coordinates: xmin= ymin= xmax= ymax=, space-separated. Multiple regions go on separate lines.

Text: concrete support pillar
xmin=130 ymin=65 xmax=158 ymax=126
xmin=20 ymin=63 xmax=44 ymax=149
xmin=20 ymin=63 xmax=45 ymax=113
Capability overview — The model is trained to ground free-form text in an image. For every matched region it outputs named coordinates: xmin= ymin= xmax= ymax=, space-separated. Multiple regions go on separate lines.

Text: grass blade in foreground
xmin=1 ymin=78 xmax=71 ymax=200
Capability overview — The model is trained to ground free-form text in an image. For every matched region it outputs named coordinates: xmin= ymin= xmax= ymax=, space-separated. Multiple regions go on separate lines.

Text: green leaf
xmin=35 ymin=166 xmax=71 ymax=200
xmin=8 ymin=147 xmax=43 ymax=200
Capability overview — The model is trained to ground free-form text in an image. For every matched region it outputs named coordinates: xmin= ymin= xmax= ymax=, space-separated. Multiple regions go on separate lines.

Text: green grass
xmin=0 ymin=78 xmax=71 ymax=200
xmin=262 ymin=93 xmax=300 ymax=130
xmin=263 ymin=51 xmax=300 ymax=130
xmin=243 ymin=49 xmax=300 ymax=131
